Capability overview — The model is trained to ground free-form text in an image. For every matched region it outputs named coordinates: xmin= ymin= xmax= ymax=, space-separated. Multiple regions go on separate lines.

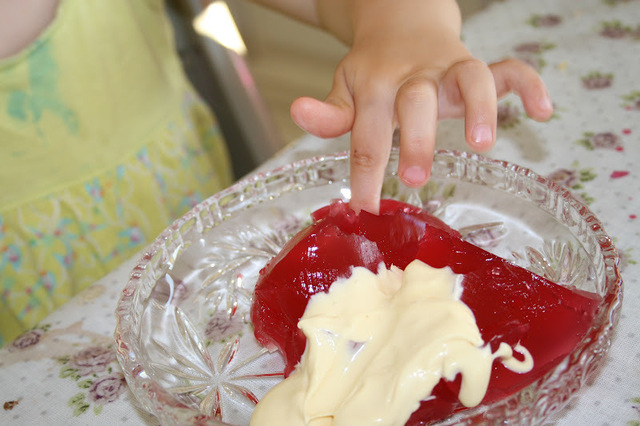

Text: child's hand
xmin=289 ymin=0 xmax=553 ymax=214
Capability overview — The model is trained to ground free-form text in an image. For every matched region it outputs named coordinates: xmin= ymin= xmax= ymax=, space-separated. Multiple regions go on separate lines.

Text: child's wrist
xmin=344 ymin=0 xmax=463 ymax=45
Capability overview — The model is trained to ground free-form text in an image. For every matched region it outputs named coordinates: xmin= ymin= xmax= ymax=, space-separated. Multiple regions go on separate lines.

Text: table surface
xmin=2 ymin=0 xmax=640 ymax=424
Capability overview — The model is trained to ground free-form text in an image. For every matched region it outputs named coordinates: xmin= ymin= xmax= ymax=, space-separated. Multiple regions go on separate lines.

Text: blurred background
xmin=166 ymin=0 xmax=495 ymax=178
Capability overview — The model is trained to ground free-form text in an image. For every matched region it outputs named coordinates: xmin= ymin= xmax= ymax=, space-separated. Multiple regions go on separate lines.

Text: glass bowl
xmin=115 ymin=149 xmax=622 ymax=425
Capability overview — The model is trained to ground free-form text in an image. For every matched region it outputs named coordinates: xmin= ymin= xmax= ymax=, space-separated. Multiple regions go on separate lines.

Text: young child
xmin=0 ymin=0 xmax=552 ymax=346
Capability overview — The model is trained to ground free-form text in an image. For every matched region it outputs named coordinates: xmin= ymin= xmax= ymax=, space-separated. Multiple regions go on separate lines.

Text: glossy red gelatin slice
xmin=251 ymin=200 xmax=601 ymax=424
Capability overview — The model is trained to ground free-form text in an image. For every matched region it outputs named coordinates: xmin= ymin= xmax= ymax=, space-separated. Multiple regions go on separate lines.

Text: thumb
xmin=290 ymin=77 xmax=355 ymax=138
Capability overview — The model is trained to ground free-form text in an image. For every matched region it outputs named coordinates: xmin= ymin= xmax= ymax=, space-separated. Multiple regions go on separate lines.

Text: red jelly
xmin=251 ymin=200 xmax=601 ymax=424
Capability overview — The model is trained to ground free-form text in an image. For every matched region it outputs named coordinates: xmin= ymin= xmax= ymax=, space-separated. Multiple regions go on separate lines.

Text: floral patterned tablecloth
xmin=1 ymin=0 xmax=639 ymax=424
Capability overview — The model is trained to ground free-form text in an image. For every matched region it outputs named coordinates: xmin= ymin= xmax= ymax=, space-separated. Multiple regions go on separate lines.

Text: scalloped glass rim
xmin=115 ymin=149 xmax=623 ymax=425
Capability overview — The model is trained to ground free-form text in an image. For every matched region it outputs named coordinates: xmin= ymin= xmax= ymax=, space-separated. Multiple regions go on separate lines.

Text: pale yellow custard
xmin=251 ymin=260 xmax=533 ymax=425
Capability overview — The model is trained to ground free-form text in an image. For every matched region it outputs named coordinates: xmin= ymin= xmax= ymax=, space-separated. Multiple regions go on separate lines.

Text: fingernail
xmin=472 ymin=124 xmax=492 ymax=145
xmin=402 ymin=166 xmax=428 ymax=186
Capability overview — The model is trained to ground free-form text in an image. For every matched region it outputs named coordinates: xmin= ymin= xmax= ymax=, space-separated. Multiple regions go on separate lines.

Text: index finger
xmin=348 ymin=92 xmax=395 ymax=215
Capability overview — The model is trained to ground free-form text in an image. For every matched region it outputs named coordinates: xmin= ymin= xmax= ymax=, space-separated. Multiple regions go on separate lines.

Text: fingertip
xmin=290 ymin=97 xmax=318 ymax=132
xmin=534 ymin=93 xmax=554 ymax=121
xmin=523 ymin=98 xmax=554 ymax=123
xmin=467 ymin=123 xmax=496 ymax=152
xmin=491 ymin=60 xmax=554 ymax=122
xmin=471 ymin=123 xmax=493 ymax=145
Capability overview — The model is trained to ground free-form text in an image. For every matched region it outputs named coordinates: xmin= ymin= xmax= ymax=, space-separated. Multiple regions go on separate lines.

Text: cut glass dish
xmin=115 ymin=149 xmax=623 ymax=425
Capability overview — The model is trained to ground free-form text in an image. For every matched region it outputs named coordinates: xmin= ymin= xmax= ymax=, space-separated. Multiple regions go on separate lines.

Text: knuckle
xmin=403 ymin=133 xmax=427 ymax=149
xmin=351 ymin=150 xmax=379 ymax=171
xmin=398 ymin=79 xmax=434 ymax=105
xmin=502 ymin=57 xmax=520 ymax=67
xmin=364 ymin=78 xmax=394 ymax=98
xmin=454 ymin=58 xmax=486 ymax=73
xmin=497 ymin=57 xmax=529 ymax=72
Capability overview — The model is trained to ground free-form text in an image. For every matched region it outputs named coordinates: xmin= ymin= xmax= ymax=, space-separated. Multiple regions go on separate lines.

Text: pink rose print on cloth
xmin=547 ymin=166 xmax=597 ymax=205
xmin=273 ymin=215 xmax=307 ymax=240
xmin=87 ymin=373 xmax=127 ymax=404
xmin=56 ymin=344 xmax=127 ymax=416
xmin=622 ymin=91 xmax=640 ymax=110
xmin=420 ymin=189 xmax=453 ymax=215
xmin=513 ymin=41 xmax=555 ymax=70
xmin=576 ymin=131 xmax=624 ymax=151
xmin=581 ymin=71 xmax=614 ymax=89
xmin=497 ymin=101 xmax=522 ymax=128
xmin=463 ymin=225 xmax=507 ymax=249
xmin=600 ymin=20 xmax=629 ymax=38
xmin=617 ymin=248 xmax=637 ymax=273
xmin=204 ymin=311 xmax=244 ymax=345
xmin=528 ymin=14 xmax=563 ymax=28
xmin=599 ymin=20 xmax=640 ymax=39
xmin=7 ymin=325 xmax=50 ymax=352
xmin=513 ymin=41 xmax=555 ymax=54
xmin=548 ymin=168 xmax=581 ymax=188
xmin=68 ymin=345 xmax=117 ymax=376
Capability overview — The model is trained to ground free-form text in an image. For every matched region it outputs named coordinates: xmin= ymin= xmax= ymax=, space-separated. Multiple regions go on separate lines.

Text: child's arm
xmin=0 ymin=0 xmax=59 ymax=60
xmin=250 ymin=0 xmax=553 ymax=214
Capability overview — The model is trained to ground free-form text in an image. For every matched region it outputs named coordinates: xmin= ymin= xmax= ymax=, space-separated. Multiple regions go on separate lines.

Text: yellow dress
xmin=0 ymin=0 xmax=233 ymax=345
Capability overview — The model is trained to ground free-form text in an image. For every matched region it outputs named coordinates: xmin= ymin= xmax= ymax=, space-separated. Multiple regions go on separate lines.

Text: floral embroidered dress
xmin=0 ymin=0 xmax=233 ymax=345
